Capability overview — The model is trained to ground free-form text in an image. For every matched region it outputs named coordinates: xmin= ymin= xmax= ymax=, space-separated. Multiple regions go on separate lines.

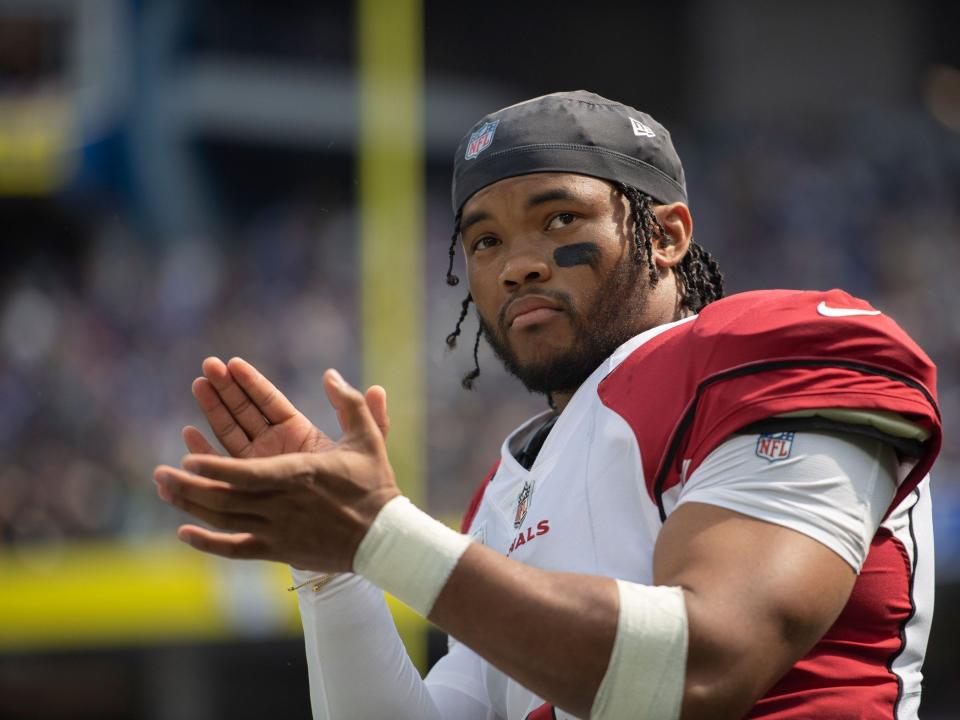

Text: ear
xmin=651 ymin=203 xmax=693 ymax=269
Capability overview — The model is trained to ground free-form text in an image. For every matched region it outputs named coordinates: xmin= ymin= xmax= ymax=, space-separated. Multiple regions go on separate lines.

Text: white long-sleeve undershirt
xmin=291 ymin=570 xmax=495 ymax=720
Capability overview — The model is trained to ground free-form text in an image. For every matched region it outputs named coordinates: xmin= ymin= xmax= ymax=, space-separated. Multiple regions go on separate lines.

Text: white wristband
xmin=591 ymin=581 xmax=688 ymax=720
xmin=353 ymin=496 xmax=472 ymax=617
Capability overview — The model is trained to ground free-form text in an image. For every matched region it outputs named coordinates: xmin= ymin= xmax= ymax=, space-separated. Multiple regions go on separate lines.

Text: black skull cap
xmin=452 ymin=90 xmax=687 ymax=214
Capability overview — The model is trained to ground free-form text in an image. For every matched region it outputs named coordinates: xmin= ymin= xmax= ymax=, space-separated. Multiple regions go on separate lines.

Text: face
xmin=460 ymin=173 xmax=652 ymax=396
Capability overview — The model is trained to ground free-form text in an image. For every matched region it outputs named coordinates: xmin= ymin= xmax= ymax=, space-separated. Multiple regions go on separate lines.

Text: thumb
xmin=323 ymin=369 xmax=381 ymax=444
xmin=365 ymin=385 xmax=390 ymax=440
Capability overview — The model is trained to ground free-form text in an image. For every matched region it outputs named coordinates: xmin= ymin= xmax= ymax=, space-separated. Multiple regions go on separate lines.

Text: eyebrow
xmin=460 ymin=187 xmax=583 ymax=236
xmin=525 ymin=187 xmax=581 ymax=209
xmin=460 ymin=210 xmax=492 ymax=235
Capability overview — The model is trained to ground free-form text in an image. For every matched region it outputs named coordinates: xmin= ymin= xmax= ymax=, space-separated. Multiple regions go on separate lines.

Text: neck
xmin=552 ymin=391 xmax=574 ymax=413
xmin=550 ymin=282 xmax=691 ymax=415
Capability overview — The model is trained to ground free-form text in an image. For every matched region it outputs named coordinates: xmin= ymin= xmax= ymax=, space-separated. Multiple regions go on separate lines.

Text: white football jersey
xmin=450 ymin=290 xmax=940 ymax=720
xmin=295 ymin=289 xmax=940 ymax=720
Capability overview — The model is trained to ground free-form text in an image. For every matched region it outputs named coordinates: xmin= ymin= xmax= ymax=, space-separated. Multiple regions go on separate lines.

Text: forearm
xmin=293 ymin=570 xmax=442 ymax=720
xmin=351 ymin=498 xmax=621 ymax=717
xmin=431 ymin=545 xmax=620 ymax=718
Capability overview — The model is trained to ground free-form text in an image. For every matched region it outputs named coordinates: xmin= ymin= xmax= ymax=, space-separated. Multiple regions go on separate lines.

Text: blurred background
xmin=0 ymin=0 xmax=958 ymax=718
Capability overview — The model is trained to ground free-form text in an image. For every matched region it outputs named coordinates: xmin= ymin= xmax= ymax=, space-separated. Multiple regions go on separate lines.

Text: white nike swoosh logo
xmin=817 ymin=301 xmax=882 ymax=317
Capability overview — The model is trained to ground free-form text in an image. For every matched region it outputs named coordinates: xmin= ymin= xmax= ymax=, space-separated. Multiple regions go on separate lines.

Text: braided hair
xmin=444 ymin=183 xmax=725 ymax=388
xmin=613 ymin=182 xmax=725 ymax=314
xmin=444 ymin=211 xmax=482 ymax=389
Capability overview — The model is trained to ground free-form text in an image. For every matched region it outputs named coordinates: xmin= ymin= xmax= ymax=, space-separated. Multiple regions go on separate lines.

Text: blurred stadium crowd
xmin=2 ymin=2 xmax=960 ymax=718
xmin=1 ymin=198 xmax=360 ymax=545
xmin=3 ymin=106 xmax=959 ymax=579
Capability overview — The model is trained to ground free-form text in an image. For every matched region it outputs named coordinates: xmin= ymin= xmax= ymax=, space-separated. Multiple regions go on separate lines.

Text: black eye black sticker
xmin=553 ymin=242 xmax=600 ymax=268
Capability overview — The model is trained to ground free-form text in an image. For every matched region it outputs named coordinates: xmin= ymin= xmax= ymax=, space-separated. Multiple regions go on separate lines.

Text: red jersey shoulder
xmin=598 ymin=289 xmax=941 ymax=518
xmin=682 ymin=289 xmax=936 ymax=390
xmin=460 ymin=460 xmax=500 ymax=533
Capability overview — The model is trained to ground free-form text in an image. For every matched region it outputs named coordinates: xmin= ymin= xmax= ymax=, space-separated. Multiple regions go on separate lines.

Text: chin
xmin=510 ymin=337 xmax=570 ymax=368
xmin=482 ymin=316 xmax=601 ymax=395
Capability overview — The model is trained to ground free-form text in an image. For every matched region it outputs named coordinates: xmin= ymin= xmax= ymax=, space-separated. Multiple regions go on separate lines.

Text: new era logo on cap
xmin=630 ymin=117 xmax=655 ymax=138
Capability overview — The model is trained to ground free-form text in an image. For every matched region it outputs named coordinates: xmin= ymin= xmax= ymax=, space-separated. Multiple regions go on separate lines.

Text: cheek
xmin=560 ymin=250 xmax=625 ymax=315
xmin=466 ymin=265 xmax=499 ymax=321
xmin=592 ymin=231 xmax=634 ymax=282
xmin=561 ymin=218 xmax=630 ymax=270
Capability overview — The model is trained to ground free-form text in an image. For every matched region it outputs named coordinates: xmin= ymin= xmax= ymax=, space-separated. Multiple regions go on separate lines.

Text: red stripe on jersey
xmin=460 ymin=460 xmax=501 ymax=533
xmin=525 ymin=702 xmax=556 ymax=720
xmin=746 ymin=529 xmax=912 ymax=718
xmin=598 ymin=289 xmax=941 ymax=518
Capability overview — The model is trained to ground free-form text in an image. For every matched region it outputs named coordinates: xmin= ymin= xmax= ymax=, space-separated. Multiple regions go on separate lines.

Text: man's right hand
xmin=182 ymin=356 xmax=390 ymax=459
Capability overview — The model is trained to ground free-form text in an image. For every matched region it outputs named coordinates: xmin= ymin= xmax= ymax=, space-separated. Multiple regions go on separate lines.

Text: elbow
xmin=680 ymin=639 xmax=790 ymax=720
xmin=677 ymin=629 xmax=802 ymax=720
xmin=680 ymin=677 xmax=754 ymax=720
xmin=677 ymin=602 xmax=782 ymax=720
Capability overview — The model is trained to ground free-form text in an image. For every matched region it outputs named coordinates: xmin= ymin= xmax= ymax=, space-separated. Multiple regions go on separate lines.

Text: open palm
xmin=182 ymin=357 xmax=388 ymax=459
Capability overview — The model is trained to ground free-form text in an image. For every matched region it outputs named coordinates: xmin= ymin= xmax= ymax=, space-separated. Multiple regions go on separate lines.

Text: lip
xmin=504 ymin=295 xmax=565 ymax=328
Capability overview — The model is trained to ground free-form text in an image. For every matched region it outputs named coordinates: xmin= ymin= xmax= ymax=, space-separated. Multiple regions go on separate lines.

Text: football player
xmin=155 ymin=91 xmax=941 ymax=720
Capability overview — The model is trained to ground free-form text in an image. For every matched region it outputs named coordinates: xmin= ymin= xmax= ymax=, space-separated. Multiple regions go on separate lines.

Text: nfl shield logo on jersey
xmin=514 ymin=480 xmax=533 ymax=529
xmin=755 ymin=432 xmax=795 ymax=462
xmin=465 ymin=120 xmax=499 ymax=159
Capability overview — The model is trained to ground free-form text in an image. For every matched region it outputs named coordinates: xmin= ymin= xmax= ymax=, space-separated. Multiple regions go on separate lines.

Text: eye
xmin=546 ymin=212 xmax=577 ymax=230
xmin=471 ymin=235 xmax=500 ymax=252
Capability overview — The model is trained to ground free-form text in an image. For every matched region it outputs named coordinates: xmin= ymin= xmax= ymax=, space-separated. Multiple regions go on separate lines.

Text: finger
xmin=365 ymin=385 xmax=390 ymax=440
xmin=164 ymin=491 xmax=267 ymax=533
xmin=182 ymin=426 xmax=220 ymax=456
xmin=323 ymin=369 xmax=381 ymax=442
xmin=192 ymin=376 xmax=254 ymax=457
xmin=177 ymin=525 xmax=269 ymax=560
xmin=202 ymin=356 xmax=270 ymax=440
xmin=227 ymin=357 xmax=299 ymax=425
xmin=154 ymin=466 xmax=268 ymax=515
xmin=180 ymin=452 xmax=310 ymax=491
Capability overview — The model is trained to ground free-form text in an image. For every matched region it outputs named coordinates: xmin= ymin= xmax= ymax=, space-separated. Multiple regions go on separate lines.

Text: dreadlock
xmin=445 ymin=290 xmax=482 ymax=389
xmin=613 ymin=182 xmax=724 ymax=314
xmin=443 ymin=184 xmax=725 ymax=389
xmin=445 ymin=210 xmax=483 ymax=388
xmin=445 ymin=212 xmax=462 ymax=287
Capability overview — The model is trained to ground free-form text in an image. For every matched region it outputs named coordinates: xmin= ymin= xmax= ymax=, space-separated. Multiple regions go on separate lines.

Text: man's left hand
xmin=153 ymin=369 xmax=400 ymax=572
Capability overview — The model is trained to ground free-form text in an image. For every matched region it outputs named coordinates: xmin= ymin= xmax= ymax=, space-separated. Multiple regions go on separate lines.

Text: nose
xmin=498 ymin=244 xmax=552 ymax=289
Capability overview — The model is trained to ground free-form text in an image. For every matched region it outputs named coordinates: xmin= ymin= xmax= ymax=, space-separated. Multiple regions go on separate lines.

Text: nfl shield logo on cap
xmin=465 ymin=120 xmax=499 ymax=160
